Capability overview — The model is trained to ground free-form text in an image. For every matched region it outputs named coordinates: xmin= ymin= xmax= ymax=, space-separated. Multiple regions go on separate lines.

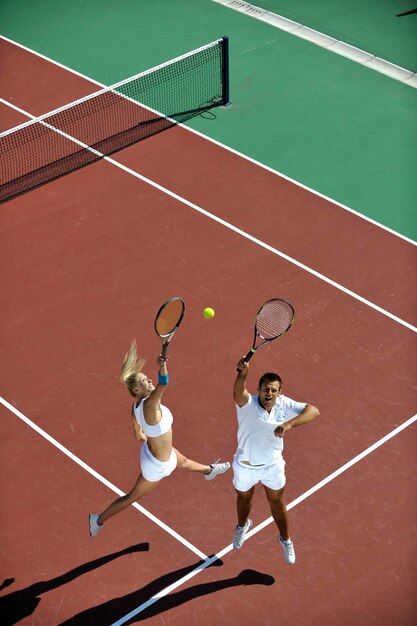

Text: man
xmin=232 ymin=358 xmax=319 ymax=564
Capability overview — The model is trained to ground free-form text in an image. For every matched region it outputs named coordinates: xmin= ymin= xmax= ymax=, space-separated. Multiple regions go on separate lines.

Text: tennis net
xmin=0 ymin=36 xmax=230 ymax=204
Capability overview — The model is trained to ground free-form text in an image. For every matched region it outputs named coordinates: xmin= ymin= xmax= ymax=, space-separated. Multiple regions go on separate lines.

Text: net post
xmin=221 ymin=36 xmax=231 ymax=106
xmin=1 ymin=37 xmax=231 ymax=203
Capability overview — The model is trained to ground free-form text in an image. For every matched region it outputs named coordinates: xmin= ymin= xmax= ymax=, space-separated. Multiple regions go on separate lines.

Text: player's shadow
xmin=396 ymin=8 xmax=417 ymax=16
xmin=0 ymin=542 xmax=149 ymax=625
xmin=59 ymin=561 xmax=275 ymax=625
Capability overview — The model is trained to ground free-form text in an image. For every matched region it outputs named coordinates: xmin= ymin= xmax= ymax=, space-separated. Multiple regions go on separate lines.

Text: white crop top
xmin=133 ymin=399 xmax=173 ymax=437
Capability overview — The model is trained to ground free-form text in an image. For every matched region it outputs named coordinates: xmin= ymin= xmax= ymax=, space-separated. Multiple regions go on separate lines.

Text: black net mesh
xmin=0 ymin=38 xmax=228 ymax=203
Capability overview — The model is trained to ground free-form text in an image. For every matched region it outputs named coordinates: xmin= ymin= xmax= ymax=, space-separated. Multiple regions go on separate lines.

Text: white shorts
xmin=140 ymin=442 xmax=177 ymax=482
xmin=232 ymin=452 xmax=286 ymax=492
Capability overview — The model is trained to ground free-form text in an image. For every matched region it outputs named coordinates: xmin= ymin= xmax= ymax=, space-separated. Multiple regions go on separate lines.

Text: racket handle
xmin=236 ymin=350 xmax=255 ymax=371
xmin=161 ymin=342 xmax=168 ymax=360
xmin=243 ymin=349 xmax=255 ymax=363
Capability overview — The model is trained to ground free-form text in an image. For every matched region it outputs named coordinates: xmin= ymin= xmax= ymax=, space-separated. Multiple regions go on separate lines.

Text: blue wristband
xmin=158 ymin=372 xmax=169 ymax=385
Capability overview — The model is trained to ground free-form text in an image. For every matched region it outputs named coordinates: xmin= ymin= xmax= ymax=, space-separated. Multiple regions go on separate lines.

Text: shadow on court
xmin=58 ymin=560 xmax=275 ymax=625
xmin=396 ymin=8 xmax=417 ymax=16
xmin=0 ymin=542 xmax=149 ymax=625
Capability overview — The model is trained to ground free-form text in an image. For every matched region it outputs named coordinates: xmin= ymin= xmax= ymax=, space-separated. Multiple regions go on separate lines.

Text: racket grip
xmin=243 ymin=349 xmax=255 ymax=363
xmin=236 ymin=350 xmax=255 ymax=371
xmin=161 ymin=343 xmax=168 ymax=360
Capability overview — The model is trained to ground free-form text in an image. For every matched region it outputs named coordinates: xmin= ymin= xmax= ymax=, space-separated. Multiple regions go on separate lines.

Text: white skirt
xmin=140 ymin=441 xmax=177 ymax=482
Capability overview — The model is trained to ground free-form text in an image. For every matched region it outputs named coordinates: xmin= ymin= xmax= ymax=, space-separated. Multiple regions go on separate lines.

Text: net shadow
xmin=0 ymin=38 xmax=228 ymax=204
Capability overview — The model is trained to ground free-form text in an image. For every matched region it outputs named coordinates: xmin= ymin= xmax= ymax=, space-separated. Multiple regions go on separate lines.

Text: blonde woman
xmin=89 ymin=341 xmax=230 ymax=536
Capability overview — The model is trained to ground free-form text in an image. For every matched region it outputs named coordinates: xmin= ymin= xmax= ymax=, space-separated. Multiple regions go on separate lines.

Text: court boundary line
xmin=1 ymin=97 xmax=416 ymax=333
xmin=1 ymin=34 xmax=415 ymax=247
xmin=110 ymin=412 xmax=417 ymax=625
xmin=1 ymin=33 xmax=416 ymax=623
xmin=101 ymin=157 xmax=417 ymax=333
xmin=1 ymin=394 xmax=415 ymax=623
xmin=0 ymin=395 xmax=208 ymax=561
xmin=211 ymin=0 xmax=417 ymax=88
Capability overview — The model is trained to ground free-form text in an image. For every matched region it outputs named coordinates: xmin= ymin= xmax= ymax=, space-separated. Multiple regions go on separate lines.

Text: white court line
xmin=1 ymin=34 xmax=416 ymax=247
xmin=0 ymin=395 xmax=208 ymax=561
xmin=211 ymin=0 xmax=417 ymax=88
xmin=1 ymin=98 xmax=416 ymax=334
xmin=104 ymin=157 xmax=417 ymax=333
xmin=1 ymin=33 xmax=416 ymax=623
xmin=111 ymin=412 xmax=417 ymax=625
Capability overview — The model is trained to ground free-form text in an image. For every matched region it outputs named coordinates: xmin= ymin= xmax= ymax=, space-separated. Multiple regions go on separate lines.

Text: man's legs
xmin=233 ymin=486 xmax=255 ymax=549
xmin=263 ymin=485 xmax=289 ymax=539
xmin=236 ymin=486 xmax=255 ymax=527
xmin=263 ymin=485 xmax=295 ymax=564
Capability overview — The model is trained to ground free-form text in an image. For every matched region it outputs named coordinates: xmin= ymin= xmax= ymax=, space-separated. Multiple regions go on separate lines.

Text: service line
xmin=1 ymin=95 xmax=416 ymax=334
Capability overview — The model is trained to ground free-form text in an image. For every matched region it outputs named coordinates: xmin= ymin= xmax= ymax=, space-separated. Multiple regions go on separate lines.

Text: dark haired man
xmin=232 ymin=358 xmax=319 ymax=564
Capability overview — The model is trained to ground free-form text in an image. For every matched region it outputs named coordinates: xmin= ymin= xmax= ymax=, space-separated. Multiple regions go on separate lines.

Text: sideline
xmin=0 ymin=395 xmax=208 ymax=561
xmin=212 ymin=0 xmax=417 ymax=88
xmin=1 ymin=96 xmax=416 ymax=334
xmin=1 ymin=393 xmax=414 ymax=624
xmin=111 ymin=412 xmax=417 ymax=624
xmin=1 ymin=34 xmax=416 ymax=247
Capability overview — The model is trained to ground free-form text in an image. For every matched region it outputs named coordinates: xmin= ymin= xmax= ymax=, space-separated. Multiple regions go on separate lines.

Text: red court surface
xmin=1 ymin=38 xmax=416 ymax=625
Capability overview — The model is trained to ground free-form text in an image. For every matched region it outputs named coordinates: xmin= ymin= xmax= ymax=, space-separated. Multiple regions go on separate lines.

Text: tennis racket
xmin=154 ymin=297 xmax=185 ymax=360
xmin=241 ymin=298 xmax=295 ymax=365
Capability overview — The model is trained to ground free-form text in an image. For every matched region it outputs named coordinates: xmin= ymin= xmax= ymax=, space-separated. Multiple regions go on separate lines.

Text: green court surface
xmin=1 ymin=0 xmax=416 ymax=240
xmin=255 ymin=0 xmax=417 ymax=71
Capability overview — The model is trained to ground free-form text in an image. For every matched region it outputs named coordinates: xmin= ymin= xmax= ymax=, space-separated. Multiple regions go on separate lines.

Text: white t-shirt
xmin=235 ymin=394 xmax=306 ymax=466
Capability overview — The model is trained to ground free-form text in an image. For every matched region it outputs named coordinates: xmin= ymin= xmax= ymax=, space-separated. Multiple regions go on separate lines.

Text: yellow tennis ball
xmin=203 ymin=307 xmax=215 ymax=319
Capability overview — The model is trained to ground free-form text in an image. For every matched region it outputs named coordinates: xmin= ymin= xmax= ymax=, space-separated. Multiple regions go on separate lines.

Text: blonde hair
xmin=120 ymin=340 xmax=146 ymax=397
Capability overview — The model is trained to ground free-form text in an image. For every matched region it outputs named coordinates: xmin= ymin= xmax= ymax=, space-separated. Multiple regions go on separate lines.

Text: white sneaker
xmin=89 ymin=514 xmax=103 ymax=537
xmin=233 ymin=519 xmax=253 ymax=549
xmin=279 ymin=537 xmax=295 ymax=564
xmin=204 ymin=460 xmax=231 ymax=481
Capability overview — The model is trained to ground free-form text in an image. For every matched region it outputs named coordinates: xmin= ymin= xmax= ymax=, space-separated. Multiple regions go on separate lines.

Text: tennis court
xmin=1 ymin=3 xmax=416 ymax=625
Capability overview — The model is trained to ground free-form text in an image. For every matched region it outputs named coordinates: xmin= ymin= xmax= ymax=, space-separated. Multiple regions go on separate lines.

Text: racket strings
xmin=256 ymin=301 xmax=293 ymax=339
xmin=155 ymin=299 xmax=185 ymax=336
